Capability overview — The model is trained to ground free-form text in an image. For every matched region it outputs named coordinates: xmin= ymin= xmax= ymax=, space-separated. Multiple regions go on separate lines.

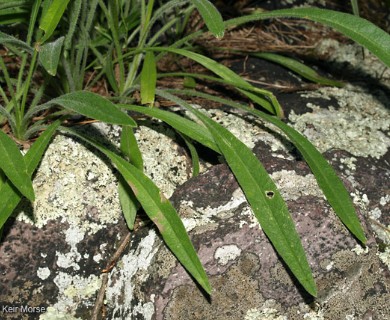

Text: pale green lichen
xmin=214 ymin=244 xmax=242 ymax=265
xmin=245 ymin=300 xmax=286 ymax=320
xmin=46 ymin=272 xmax=101 ymax=315
xmin=40 ymin=307 xmax=82 ymax=320
xmin=290 ymin=86 xmax=389 ymax=159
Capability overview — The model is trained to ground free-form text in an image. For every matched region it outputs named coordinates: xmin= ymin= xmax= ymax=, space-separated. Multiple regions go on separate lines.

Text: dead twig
xmin=91 ymin=231 xmax=132 ymax=320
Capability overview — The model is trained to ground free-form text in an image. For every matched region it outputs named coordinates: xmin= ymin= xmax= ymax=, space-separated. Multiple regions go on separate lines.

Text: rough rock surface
xmin=1 ymin=39 xmax=389 ymax=320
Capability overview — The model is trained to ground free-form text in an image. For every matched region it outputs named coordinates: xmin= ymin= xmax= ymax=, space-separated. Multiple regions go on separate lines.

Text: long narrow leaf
xmin=39 ymin=0 xmax=70 ymax=43
xmin=0 ymin=120 xmax=60 ymax=228
xmin=191 ymin=0 xmax=224 ymax=38
xmin=119 ymin=126 xmax=143 ymax=230
xmin=245 ymin=109 xmax=367 ymax=244
xmin=0 ymin=130 xmax=35 ymax=201
xmin=226 ymin=8 xmax=390 ymax=68
xmin=0 ymin=30 xmax=33 ymax=53
xmin=60 ymin=127 xmax=212 ymax=294
xmin=157 ymin=90 xmax=317 ymax=296
xmin=252 ymin=52 xmax=344 ymax=87
xmin=46 ymin=91 xmax=137 ymax=126
xmin=149 ymin=47 xmax=283 ymax=117
xmin=119 ymin=104 xmax=220 ymax=153
xmin=166 ymin=88 xmax=367 ymax=244
xmin=140 ymin=51 xmax=157 ymax=105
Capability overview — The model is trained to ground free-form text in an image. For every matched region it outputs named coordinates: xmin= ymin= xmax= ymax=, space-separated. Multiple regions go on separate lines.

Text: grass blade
xmin=47 ymin=91 xmax=137 ymax=126
xmin=61 ymin=127 xmax=212 ymax=294
xmin=191 ymin=0 xmax=224 ymax=38
xmin=0 ymin=130 xmax=35 ymax=201
xmin=226 ymin=8 xmax=390 ymax=68
xmin=0 ymin=120 xmax=60 ymax=228
xmin=157 ymin=90 xmax=317 ymax=296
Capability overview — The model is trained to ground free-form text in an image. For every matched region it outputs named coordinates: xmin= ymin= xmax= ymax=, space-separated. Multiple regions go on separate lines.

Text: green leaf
xmin=253 ymin=52 xmax=344 ymax=87
xmin=39 ymin=0 xmax=70 ymax=43
xmin=121 ymin=126 xmax=143 ymax=170
xmin=119 ymin=126 xmax=143 ymax=230
xmin=158 ymin=90 xmax=317 ymax=296
xmin=169 ymin=88 xmax=367 ymax=244
xmin=227 ymin=8 xmax=390 ymax=68
xmin=191 ymin=0 xmax=224 ymax=38
xmin=47 ymin=91 xmax=136 ymax=126
xmin=0 ymin=169 xmax=6 ymax=191
xmin=119 ymin=104 xmax=220 ymax=153
xmin=140 ymin=51 xmax=157 ymax=105
xmin=149 ymin=47 xmax=283 ymax=117
xmin=0 ymin=30 xmax=33 ymax=53
xmin=246 ymin=109 xmax=367 ymax=244
xmin=38 ymin=36 xmax=64 ymax=76
xmin=0 ymin=120 xmax=60 ymax=229
xmin=118 ymin=178 xmax=139 ymax=230
xmin=0 ymin=130 xmax=35 ymax=201
xmin=60 ymin=127 xmax=212 ymax=295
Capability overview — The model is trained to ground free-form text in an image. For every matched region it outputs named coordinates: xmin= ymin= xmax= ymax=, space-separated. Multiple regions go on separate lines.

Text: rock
xmin=106 ymin=96 xmax=389 ymax=319
xmin=1 ymin=42 xmax=389 ymax=320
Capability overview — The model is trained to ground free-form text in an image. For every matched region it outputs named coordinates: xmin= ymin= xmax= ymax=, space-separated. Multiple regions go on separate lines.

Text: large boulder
xmin=0 ymin=46 xmax=389 ymax=319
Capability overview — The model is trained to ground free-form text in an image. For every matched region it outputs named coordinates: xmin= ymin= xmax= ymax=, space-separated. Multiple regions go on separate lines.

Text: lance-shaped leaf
xmin=227 ymin=8 xmax=390 ymax=68
xmin=191 ymin=0 xmax=224 ymax=39
xmin=149 ymin=47 xmax=283 ymax=117
xmin=253 ymin=52 xmax=344 ymax=87
xmin=0 ymin=130 xmax=35 ymax=201
xmin=119 ymin=104 xmax=219 ymax=153
xmin=39 ymin=0 xmax=70 ymax=43
xmin=60 ymin=127 xmax=211 ymax=294
xmin=47 ymin=91 xmax=136 ymax=126
xmin=141 ymin=51 xmax=157 ymax=106
xmin=38 ymin=36 xmax=64 ymax=76
xmin=157 ymin=91 xmax=317 ymax=296
xmin=0 ymin=30 xmax=33 ymax=53
xmin=118 ymin=126 xmax=143 ymax=230
xmin=0 ymin=120 xmax=60 ymax=228
xmin=245 ymin=109 xmax=367 ymax=244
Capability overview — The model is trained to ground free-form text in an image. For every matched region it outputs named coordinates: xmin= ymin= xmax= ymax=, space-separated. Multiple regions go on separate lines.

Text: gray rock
xmin=1 ymin=45 xmax=389 ymax=320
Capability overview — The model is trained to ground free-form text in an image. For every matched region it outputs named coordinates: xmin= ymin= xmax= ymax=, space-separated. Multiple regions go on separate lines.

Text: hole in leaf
xmin=265 ymin=191 xmax=274 ymax=199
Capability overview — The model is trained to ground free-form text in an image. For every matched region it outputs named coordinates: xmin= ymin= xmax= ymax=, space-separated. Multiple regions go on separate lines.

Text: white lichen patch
xmin=37 ymin=267 xmax=51 ymax=280
xmin=49 ymin=272 xmax=101 ymax=314
xmin=180 ymin=188 xmax=258 ymax=231
xmin=290 ymin=86 xmax=390 ymax=159
xmin=270 ymin=170 xmax=324 ymax=200
xmin=378 ymin=246 xmax=390 ymax=269
xmin=351 ymin=244 xmax=369 ymax=256
xmin=56 ymin=226 xmax=85 ymax=271
xmin=214 ymin=244 xmax=242 ymax=265
xmin=105 ymin=230 xmax=158 ymax=318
